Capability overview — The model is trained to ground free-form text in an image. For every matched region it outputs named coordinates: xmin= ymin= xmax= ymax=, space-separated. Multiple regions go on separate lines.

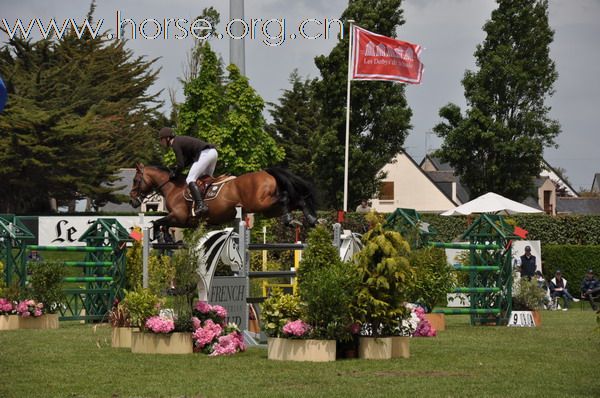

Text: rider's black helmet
xmin=158 ymin=127 xmax=175 ymax=139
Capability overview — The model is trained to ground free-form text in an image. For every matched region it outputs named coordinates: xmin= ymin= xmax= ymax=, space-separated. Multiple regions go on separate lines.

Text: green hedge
xmin=540 ymin=244 xmax=600 ymax=294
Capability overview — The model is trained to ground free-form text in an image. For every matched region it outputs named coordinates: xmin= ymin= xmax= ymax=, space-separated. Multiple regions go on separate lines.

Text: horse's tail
xmin=265 ymin=168 xmax=317 ymax=215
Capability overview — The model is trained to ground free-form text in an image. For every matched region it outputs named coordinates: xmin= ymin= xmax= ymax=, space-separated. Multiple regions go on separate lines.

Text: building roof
xmin=419 ymin=154 xmax=454 ymax=172
xmin=424 ymin=170 xmax=470 ymax=204
xmin=556 ymin=197 xmax=600 ymax=215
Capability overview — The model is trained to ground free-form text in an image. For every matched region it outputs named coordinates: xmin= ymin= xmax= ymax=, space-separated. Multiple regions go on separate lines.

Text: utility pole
xmin=229 ymin=0 xmax=246 ymax=76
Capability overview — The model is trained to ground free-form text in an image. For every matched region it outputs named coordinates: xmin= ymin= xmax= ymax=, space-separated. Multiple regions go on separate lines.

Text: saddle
xmin=184 ymin=174 xmax=236 ymax=202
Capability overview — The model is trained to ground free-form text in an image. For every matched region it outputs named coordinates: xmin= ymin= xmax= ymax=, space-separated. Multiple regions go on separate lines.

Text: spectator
xmin=27 ymin=250 xmax=43 ymax=262
xmin=356 ymin=199 xmax=371 ymax=213
xmin=549 ymin=270 xmax=578 ymax=311
xmin=580 ymin=269 xmax=600 ymax=311
xmin=519 ymin=246 xmax=536 ymax=280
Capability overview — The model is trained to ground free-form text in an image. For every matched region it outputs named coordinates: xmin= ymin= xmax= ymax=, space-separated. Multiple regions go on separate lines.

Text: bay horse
xmin=128 ymin=163 xmax=317 ymax=232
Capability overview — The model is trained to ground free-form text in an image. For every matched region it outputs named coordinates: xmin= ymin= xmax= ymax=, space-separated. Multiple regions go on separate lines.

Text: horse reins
xmin=134 ymin=166 xmax=171 ymax=204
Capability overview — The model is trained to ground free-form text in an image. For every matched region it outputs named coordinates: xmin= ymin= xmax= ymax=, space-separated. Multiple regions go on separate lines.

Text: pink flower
xmin=209 ymin=332 xmax=246 ymax=356
xmin=349 ymin=323 xmax=361 ymax=335
xmin=192 ymin=319 xmax=223 ymax=349
xmin=145 ymin=316 xmax=175 ymax=333
xmin=0 ymin=298 xmax=13 ymax=314
xmin=212 ymin=305 xmax=227 ymax=320
xmin=194 ymin=301 xmax=211 ymax=314
xmin=282 ymin=319 xmax=311 ymax=337
xmin=192 ymin=316 xmax=201 ymax=330
xmin=34 ymin=309 xmax=42 ymax=317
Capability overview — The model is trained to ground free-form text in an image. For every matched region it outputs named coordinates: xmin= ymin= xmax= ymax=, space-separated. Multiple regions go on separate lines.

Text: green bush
xmin=354 ymin=221 xmax=415 ymax=336
xmin=125 ymin=240 xmax=175 ymax=296
xmin=260 ymin=288 xmax=303 ymax=337
xmin=540 ymin=244 xmax=600 ymax=290
xmin=512 ymin=276 xmax=546 ymax=310
xmin=28 ymin=261 xmax=66 ymax=313
xmin=408 ymin=247 xmax=457 ymax=312
xmin=123 ymin=288 xmax=161 ymax=329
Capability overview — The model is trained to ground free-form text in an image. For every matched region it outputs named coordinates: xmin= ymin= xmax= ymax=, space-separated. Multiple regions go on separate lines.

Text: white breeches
xmin=186 ymin=148 xmax=218 ymax=183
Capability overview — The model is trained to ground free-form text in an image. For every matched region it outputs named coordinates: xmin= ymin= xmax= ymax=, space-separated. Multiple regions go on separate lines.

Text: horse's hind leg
xmin=279 ymin=191 xmax=294 ymax=226
xmin=299 ymin=199 xmax=317 ymax=226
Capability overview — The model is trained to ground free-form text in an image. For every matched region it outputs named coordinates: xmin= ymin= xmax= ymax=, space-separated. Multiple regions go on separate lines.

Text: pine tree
xmin=267 ymin=70 xmax=320 ymax=179
xmin=0 ymin=4 xmax=162 ymax=212
xmin=433 ymin=0 xmax=560 ymax=201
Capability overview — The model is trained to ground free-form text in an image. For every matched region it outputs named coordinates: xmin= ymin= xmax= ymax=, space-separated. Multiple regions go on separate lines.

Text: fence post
xmin=142 ymin=227 xmax=149 ymax=289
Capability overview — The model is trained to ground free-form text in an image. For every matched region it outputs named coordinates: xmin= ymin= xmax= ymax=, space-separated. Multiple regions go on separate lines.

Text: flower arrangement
xmin=145 ymin=315 xmax=175 ymax=334
xmin=411 ymin=305 xmax=436 ymax=337
xmin=282 ymin=319 xmax=311 ymax=338
xmin=191 ymin=301 xmax=246 ymax=356
xmin=16 ymin=299 xmax=44 ymax=317
xmin=0 ymin=298 xmax=15 ymax=315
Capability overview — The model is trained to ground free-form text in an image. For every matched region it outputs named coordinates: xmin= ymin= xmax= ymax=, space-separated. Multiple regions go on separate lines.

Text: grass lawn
xmin=1 ymin=310 xmax=598 ymax=398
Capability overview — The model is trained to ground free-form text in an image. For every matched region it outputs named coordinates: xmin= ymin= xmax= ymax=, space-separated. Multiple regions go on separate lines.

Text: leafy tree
xmin=175 ymin=41 xmax=283 ymax=175
xmin=312 ymin=0 xmax=413 ymax=208
xmin=433 ymin=0 xmax=560 ymax=201
xmin=0 ymin=3 xmax=162 ymax=212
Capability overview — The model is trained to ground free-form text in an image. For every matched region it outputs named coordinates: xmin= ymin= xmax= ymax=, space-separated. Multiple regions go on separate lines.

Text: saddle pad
xmin=204 ymin=176 xmax=236 ymax=201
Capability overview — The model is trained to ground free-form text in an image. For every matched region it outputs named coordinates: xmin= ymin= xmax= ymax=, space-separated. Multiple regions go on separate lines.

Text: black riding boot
xmin=188 ymin=182 xmax=208 ymax=215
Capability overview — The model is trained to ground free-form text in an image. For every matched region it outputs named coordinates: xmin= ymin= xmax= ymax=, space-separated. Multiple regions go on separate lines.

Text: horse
xmin=128 ymin=163 xmax=317 ymax=232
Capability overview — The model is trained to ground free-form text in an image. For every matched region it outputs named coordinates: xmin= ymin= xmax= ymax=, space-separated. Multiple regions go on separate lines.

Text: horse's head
xmin=129 ymin=163 xmax=154 ymax=208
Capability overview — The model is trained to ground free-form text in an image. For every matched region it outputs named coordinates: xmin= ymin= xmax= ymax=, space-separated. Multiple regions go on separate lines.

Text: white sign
xmin=38 ymin=216 xmax=162 ymax=246
xmin=507 ymin=311 xmax=537 ymax=327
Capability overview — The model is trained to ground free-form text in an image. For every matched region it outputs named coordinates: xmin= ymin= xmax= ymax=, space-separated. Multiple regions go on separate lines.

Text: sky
xmin=2 ymin=0 xmax=599 ymax=191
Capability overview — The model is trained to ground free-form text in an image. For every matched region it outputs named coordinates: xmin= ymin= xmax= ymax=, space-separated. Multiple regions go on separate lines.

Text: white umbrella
xmin=441 ymin=192 xmax=543 ymax=216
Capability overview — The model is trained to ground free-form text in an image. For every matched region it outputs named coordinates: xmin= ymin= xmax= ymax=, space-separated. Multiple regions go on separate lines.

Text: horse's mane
xmin=148 ymin=165 xmax=171 ymax=173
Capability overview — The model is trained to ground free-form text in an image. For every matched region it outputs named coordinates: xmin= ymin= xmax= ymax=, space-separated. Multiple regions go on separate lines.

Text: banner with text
xmin=38 ymin=215 xmax=162 ymax=246
xmin=351 ymin=25 xmax=424 ymax=84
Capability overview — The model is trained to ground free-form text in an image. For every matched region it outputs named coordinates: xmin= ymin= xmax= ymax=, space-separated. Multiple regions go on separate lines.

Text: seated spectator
xmin=356 ymin=199 xmax=371 ymax=213
xmin=549 ymin=270 xmax=578 ymax=311
xmin=580 ymin=269 xmax=600 ymax=311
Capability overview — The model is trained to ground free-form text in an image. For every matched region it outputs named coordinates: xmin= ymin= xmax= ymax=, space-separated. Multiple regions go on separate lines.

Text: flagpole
xmin=343 ymin=20 xmax=355 ymax=213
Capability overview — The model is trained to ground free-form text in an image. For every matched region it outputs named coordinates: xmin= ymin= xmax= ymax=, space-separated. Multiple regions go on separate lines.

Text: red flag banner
xmin=513 ymin=226 xmax=528 ymax=239
xmin=351 ymin=26 xmax=424 ymax=84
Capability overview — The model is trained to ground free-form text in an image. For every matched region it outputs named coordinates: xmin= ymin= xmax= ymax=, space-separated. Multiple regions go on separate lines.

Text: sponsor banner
xmin=352 ymin=25 xmax=424 ymax=84
xmin=38 ymin=215 xmax=162 ymax=246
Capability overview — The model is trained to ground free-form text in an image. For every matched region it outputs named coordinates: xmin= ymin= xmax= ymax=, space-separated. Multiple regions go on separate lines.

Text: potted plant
xmin=20 ymin=261 xmax=65 ymax=329
xmin=289 ymin=226 xmax=360 ymax=361
xmin=131 ymin=313 xmax=194 ymax=355
xmin=407 ymin=247 xmax=457 ymax=331
xmin=353 ymin=220 xmax=415 ymax=360
xmin=0 ymin=297 xmax=18 ymax=330
xmin=512 ymin=275 xmax=546 ymax=326
xmin=109 ymin=299 xmax=133 ymax=348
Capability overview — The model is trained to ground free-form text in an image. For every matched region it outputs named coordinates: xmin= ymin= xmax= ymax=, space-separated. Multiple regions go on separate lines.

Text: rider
xmin=158 ymin=127 xmax=218 ymax=214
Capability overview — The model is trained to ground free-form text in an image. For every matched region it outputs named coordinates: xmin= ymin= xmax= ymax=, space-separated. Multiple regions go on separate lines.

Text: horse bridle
xmin=131 ymin=166 xmax=171 ymax=207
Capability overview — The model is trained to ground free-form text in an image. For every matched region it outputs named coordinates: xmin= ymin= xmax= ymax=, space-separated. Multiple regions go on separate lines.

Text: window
xmin=379 ymin=181 xmax=394 ymax=201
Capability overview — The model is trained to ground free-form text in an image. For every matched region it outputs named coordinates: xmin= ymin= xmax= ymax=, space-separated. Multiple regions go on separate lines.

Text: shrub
xmin=354 ymin=219 xmax=415 ymax=336
xmin=123 ymin=288 xmax=161 ymax=329
xmin=512 ymin=276 xmax=546 ymax=311
xmin=408 ymin=247 xmax=457 ymax=312
xmin=260 ymin=288 xmax=302 ymax=338
xmin=28 ymin=261 xmax=66 ymax=313
xmin=125 ymin=240 xmax=175 ymax=296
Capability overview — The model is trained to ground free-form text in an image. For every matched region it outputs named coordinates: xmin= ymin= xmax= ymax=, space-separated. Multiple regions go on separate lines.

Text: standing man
xmin=158 ymin=127 xmax=218 ymax=215
xmin=519 ymin=245 xmax=536 ymax=280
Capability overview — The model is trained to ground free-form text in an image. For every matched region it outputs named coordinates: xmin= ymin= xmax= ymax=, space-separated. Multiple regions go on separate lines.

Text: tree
xmin=312 ymin=0 xmax=413 ymax=208
xmin=176 ymin=25 xmax=283 ymax=175
xmin=267 ymin=70 xmax=320 ymax=179
xmin=433 ymin=0 xmax=560 ymax=201
xmin=0 ymin=3 xmax=162 ymax=212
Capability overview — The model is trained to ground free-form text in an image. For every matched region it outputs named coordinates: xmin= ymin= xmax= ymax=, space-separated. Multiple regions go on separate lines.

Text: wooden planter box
xmin=131 ymin=331 xmax=193 ymax=355
xmin=425 ymin=313 xmax=446 ymax=331
xmin=358 ymin=337 xmax=392 ymax=360
xmin=111 ymin=327 xmax=135 ymax=348
xmin=391 ymin=336 xmax=410 ymax=359
xmin=18 ymin=313 xmax=59 ymax=329
xmin=0 ymin=315 xmax=19 ymax=331
xmin=531 ymin=310 xmax=542 ymax=326
xmin=267 ymin=337 xmax=336 ymax=362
